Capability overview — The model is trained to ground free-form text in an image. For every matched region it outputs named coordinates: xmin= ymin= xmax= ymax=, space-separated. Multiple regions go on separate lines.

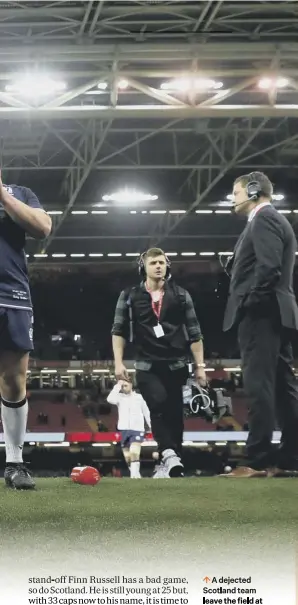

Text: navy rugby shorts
xmin=120 ymin=430 xmax=145 ymax=448
xmin=0 ymin=307 xmax=34 ymax=352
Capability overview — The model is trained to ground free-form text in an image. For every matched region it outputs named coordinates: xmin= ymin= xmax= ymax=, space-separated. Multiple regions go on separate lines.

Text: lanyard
xmin=145 ymin=285 xmax=164 ymax=322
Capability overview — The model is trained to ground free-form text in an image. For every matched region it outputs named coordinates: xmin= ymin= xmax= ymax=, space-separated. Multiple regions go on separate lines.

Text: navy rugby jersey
xmin=0 ymin=184 xmax=44 ymax=310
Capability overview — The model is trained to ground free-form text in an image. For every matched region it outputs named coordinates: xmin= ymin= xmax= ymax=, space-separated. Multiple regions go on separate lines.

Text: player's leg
xmin=0 ymin=309 xmax=35 ymax=489
xmin=0 ymin=350 xmax=34 ymax=489
xmin=122 ymin=446 xmax=131 ymax=474
xmin=129 ymin=439 xmax=142 ymax=478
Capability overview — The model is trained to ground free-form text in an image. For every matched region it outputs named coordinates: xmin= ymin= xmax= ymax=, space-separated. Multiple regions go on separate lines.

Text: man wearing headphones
xmin=223 ymin=171 xmax=298 ymax=477
xmin=111 ymin=247 xmax=205 ymax=478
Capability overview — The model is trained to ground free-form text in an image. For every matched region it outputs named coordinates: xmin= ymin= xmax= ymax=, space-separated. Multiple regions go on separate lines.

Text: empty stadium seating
xmin=27 ymin=401 xmax=91 ymax=432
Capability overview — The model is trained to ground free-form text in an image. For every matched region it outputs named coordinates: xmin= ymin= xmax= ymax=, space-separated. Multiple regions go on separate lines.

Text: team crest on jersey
xmin=3 ymin=186 xmax=13 ymax=194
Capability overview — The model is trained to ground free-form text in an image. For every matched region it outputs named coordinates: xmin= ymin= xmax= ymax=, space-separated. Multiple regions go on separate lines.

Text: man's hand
xmin=115 ymin=363 xmax=129 ymax=382
xmin=194 ymin=366 xmax=207 ymax=387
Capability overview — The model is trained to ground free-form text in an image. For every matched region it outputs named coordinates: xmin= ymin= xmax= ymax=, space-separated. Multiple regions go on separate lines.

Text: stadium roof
xmin=1 ymin=0 xmax=298 ymax=264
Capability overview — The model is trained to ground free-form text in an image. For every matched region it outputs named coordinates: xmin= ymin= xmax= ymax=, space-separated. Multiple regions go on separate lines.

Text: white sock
xmin=130 ymin=460 xmax=140 ymax=478
xmin=1 ymin=398 xmax=28 ymax=464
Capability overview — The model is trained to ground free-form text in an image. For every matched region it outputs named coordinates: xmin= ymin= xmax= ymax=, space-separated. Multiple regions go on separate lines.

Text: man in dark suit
xmin=222 ymin=171 xmax=298 ymax=477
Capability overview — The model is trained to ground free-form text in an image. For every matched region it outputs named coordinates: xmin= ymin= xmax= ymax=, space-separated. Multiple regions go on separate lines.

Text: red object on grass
xmin=70 ymin=466 xmax=101 ymax=486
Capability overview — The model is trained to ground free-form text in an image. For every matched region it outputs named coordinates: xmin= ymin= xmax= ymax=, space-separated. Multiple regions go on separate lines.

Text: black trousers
xmin=136 ymin=362 xmax=188 ymax=458
xmin=238 ymin=307 xmax=298 ymax=469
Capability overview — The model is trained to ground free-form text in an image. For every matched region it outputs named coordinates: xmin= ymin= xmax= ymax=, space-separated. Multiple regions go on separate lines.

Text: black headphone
xmin=138 ymin=251 xmax=172 ymax=281
xmin=245 ymin=177 xmax=263 ymax=201
xmin=232 ymin=177 xmax=263 ymax=211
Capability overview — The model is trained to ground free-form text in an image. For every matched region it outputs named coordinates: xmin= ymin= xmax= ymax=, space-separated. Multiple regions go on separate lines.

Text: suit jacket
xmin=223 ymin=205 xmax=298 ymax=332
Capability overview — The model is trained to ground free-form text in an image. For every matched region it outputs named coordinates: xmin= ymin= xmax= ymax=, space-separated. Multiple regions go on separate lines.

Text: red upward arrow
xmin=203 ymin=577 xmax=211 ymax=583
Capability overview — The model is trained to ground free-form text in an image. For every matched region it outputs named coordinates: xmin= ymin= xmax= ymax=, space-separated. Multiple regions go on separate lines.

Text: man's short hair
xmin=143 ymin=247 xmax=166 ymax=261
xmin=234 ymin=171 xmax=273 ymax=199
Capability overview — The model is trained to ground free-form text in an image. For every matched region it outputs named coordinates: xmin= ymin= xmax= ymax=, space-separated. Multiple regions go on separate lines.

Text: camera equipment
xmin=182 ymin=380 xmax=233 ymax=423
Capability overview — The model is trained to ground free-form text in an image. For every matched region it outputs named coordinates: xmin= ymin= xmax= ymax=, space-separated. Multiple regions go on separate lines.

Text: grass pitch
xmin=0 ymin=477 xmax=296 ymax=593
xmin=0 ymin=477 xmax=297 ymax=535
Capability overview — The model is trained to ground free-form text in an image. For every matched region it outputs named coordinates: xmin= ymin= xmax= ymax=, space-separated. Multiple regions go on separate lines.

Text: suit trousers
xmin=136 ymin=362 xmax=188 ymax=458
xmin=238 ymin=306 xmax=298 ymax=469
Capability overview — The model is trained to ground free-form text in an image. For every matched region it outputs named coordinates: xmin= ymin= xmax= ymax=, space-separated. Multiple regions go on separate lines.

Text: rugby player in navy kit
xmin=0 ymin=172 xmax=51 ymax=489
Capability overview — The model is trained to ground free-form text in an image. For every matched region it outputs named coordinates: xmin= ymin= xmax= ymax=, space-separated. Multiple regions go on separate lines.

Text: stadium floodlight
xmin=71 ymin=210 xmax=88 ymax=215
xmin=5 ymin=74 xmax=66 ymax=99
xmin=108 ymin=253 xmax=122 ymax=257
xmin=276 ymin=77 xmax=289 ymax=88
xmin=89 ymin=253 xmax=104 ymax=257
xmin=70 ymin=253 xmax=85 ymax=257
xmin=160 ymin=78 xmax=223 ymax=91
xmin=258 ymin=76 xmax=289 ymax=89
xmin=102 ymin=189 xmax=158 ymax=204
xmin=195 ymin=210 xmax=213 ymax=214
xmin=43 ymin=443 xmax=70 ymax=447
xmin=165 ymin=252 xmax=178 ymax=256
xmin=200 ymin=252 xmax=215 ymax=256
xmin=272 ymin=194 xmax=285 ymax=201
xmin=52 ymin=253 xmax=66 ymax=258
xmin=97 ymin=82 xmax=108 ymax=90
xmin=47 ymin=210 xmax=63 ymax=215
xmin=169 ymin=210 xmax=186 ymax=214
xmin=34 ymin=254 xmax=48 ymax=258
xmin=181 ymin=252 xmax=196 ymax=256
xmin=125 ymin=253 xmax=140 ymax=257
xmin=118 ymin=79 xmax=129 ymax=90
xmin=215 ymin=210 xmax=231 ymax=214
xmin=91 ymin=210 xmax=108 ymax=214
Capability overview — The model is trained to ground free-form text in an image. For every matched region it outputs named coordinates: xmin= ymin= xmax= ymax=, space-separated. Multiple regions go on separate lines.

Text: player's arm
xmin=140 ymin=397 xmax=151 ymax=430
xmin=0 ymin=180 xmax=52 ymax=239
xmin=111 ymin=291 xmax=130 ymax=381
xmin=106 ymin=383 xmax=122 ymax=405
